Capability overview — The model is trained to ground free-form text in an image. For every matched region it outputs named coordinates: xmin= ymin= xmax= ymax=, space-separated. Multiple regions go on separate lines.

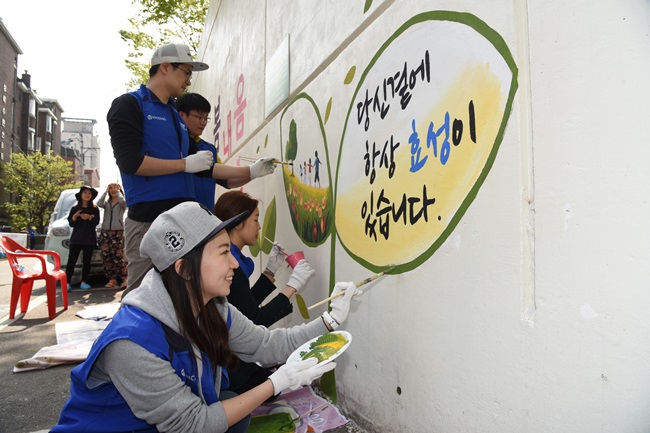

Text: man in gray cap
xmin=107 ymin=43 xmax=276 ymax=296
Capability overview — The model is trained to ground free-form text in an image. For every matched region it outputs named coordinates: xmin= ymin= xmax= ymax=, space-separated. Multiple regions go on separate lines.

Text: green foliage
xmin=283 ymin=171 xmax=333 ymax=246
xmin=285 ymin=119 xmax=298 ymax=163
xmin=364 ymin=0 xmax=373 ymax=13
xmin=0 ymin=153 xmax=81 ymax=233
xmin=248 ymin=197 xmax=277 ymax=257
xmin=120 ymin=0 xmax=210 ymax=89
xmin=295 ymin=293 xmax=310 ymax=319
xmin=324 ymin=97 xmax=332 ymax=125
xmin=344 ymin=65 xmax=356 ymax=84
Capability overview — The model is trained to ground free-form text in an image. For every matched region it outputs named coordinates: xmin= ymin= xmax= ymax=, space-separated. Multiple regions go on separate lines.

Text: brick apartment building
xmin=0 ymin=17 xmax=100 ymax=227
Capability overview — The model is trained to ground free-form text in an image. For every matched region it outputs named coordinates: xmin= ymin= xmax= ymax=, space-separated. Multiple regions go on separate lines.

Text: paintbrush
xmin=278 ymin=401 xmax=330 ymax=430
xmin=239 ymin=156 xmax=293 ymax=165
xmin=307 ymin=268 xmax=394 ymax=311
xmin=263 ymin=236 xmax=288 ymax=256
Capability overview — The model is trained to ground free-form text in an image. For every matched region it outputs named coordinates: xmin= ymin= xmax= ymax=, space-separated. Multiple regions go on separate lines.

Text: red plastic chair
xmin=0 ymin=235 xmax=68 ymax=319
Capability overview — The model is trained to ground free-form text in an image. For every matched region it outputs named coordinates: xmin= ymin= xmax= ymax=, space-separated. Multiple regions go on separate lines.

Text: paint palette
xmin=286 ymin=331 xmax=352 ymax=368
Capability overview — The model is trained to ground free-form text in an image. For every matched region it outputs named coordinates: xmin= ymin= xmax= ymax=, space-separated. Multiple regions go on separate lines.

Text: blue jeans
xmin=220 ymin=390 xmax=251 ymax=433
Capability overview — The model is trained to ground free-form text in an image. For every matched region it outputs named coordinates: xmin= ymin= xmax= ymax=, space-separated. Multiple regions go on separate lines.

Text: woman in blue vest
xmin=51 ymin=201 xmax=361 ymax=433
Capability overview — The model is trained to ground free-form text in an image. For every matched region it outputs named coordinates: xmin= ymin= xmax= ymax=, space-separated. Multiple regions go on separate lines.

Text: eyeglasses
xmin=188 ymin=114 xmax=211 ymax=123
xmin=174 ymin=66 xmax=193 ymax=82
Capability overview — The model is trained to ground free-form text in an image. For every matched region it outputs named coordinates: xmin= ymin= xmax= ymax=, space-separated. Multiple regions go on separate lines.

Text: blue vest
xmin=194 ymin=137 xmax=218 ymax=209
xmin=51 ymin=305 xmax=231 ymax=433
xmin=121 ymin=85 xmax=196 ymax=207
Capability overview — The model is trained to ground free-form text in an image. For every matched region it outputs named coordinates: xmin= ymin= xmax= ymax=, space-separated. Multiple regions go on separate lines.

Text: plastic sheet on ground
xmin=249 ymin=386 xmax=348 ymax=433
xmin=13 ymin=319 xmax=109 ymax=373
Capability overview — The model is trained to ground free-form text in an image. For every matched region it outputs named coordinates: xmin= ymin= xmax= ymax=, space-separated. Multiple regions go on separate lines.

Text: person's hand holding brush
xmin=264 ymin=243 xmax=285 ymax=279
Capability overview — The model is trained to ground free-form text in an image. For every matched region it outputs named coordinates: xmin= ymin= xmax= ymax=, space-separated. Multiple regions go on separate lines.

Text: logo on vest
xmin=147 ymin=114 xmax=167 ymax=121
xmin=180 ymin=368 xmax=196 ymax=382
xmin=164 ymin=231 xmax=185 ymax=252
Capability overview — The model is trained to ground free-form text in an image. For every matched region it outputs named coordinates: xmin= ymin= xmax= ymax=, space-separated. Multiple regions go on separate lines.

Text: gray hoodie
xmin=97 ymin=191 xmax=126 ymax=231
xmin=90 ymin=270 xmax=328 ymax=433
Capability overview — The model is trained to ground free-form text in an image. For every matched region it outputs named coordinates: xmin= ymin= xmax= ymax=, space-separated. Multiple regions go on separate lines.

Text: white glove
xmin=269 ymin=358 xmax=336 ymax=395
xmin=184 ymin=150 xmax=213 ymax=173
xmin=329 ymin=281 xmax=363 ymax=326
xmin=265 ymin=243 xmax=285 ymax=275
xmin=287 ymin=259 xmax=315 ymax=293
xmin=249 ymin=157 xmax=276 ymax=179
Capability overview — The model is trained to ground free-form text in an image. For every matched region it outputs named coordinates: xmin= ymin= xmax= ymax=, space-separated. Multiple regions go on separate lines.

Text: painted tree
xmin=0 ymin=153 xmax=81 ymax=233
xmin=285 ymin=119 xmax=298 ymax=176
xmin=119 ymin=0 xmax=209 ymax=88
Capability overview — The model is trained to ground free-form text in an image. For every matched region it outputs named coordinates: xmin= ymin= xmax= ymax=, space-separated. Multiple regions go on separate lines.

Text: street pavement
xmin=0 ymin=258 xmax=366 ymax=433
xmin=0 ymin=257 xmax=121 ymax=433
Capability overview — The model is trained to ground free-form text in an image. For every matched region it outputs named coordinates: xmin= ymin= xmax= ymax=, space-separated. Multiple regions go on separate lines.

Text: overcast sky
xmin=2 ymin=0 xmax=140 ymax=184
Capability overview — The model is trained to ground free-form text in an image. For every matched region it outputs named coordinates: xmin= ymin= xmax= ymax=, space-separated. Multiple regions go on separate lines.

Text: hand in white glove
xmin=269 ymin=358 xmax=336 ymax=395
xmin=287 ymin=259 xmax=315 ymax=293
xmin=184 ymin=150 xmax=213 ymax=173
xmin=329 ymin=281 xmax=363 ymax=326
xmin=265 ymin=243 xmax=285 ymax=275
xmin=249 ymin=157 xmax=276 ymax=179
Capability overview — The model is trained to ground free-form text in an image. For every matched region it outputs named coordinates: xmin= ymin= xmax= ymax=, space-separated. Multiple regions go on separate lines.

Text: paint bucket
xmin=285 ymin=251 xmax=305 ymax=269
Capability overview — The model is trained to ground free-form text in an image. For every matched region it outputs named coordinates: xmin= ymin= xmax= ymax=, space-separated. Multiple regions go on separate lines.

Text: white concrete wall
xmin=193 ymin=1 xmax=650 ymax=431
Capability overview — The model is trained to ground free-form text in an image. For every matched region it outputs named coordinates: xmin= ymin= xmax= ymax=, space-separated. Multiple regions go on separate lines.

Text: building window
xmin=2 ymin=84 xmax=6 ymax=92
xmin=46 ymin=115 xmax=52 ymax=133
xmin=2 ymin=95 xmax=5 ymax=104
xmin=29 ymin=98 xmax=36 ymax=117
xmin=1 ymin=118 xmax=4 ymax=128
xmin=1 ymin=107 xmax=5 ymax=115
xmin=28 ymin=128 xmax=35 ymax=150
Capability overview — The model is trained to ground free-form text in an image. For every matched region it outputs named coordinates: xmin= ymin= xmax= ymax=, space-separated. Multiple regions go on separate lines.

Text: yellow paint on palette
xmin=336 ymin=63 xmax=505 ymax=267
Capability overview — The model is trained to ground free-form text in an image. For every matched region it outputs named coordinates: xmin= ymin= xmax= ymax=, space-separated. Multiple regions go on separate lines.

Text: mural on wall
xmin=213 ymin=73 xmax=248 ymax=159
xmin=334 ymin=11 xmax=518 ymax=274
xmin=279 ymin=95 xmax=335 ymax=247
xmin=217 ymin=9 xmax=518 ymax=402
xmin=264 ymin=11 xmax=517 ymax=277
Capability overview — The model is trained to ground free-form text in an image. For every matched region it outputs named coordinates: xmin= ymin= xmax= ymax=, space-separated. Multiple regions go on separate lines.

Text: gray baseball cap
xmin=150 ymin=43 xmax=209 ymax=71
xmin=141 ymin=202 xmax=249 ymax=271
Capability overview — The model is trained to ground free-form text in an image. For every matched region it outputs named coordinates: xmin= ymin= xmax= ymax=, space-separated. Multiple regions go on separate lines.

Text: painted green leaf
xmin=324 ymin=97 xmax=332 ymax=125
xmin=249 ymin=239 xmax=261 ymax=257
xmin=247 ymin=412 xmax=294 ymax=433
xmin=363 ymin=0 xmax=373 ymax=14
xmin=256 ymin=145 xmax=260 ymax=153
xmin=295 ymin=294 xmax=310 ymax=319
xmin=343 ymin=66 xmax=356 ymax=85
xmin=264 ymin=134 xmax=268 ymax=148
xmin=320 ymin=370 xmax=337 ymax=403
xmin=261 ymin=197 xmax=277 ymax=254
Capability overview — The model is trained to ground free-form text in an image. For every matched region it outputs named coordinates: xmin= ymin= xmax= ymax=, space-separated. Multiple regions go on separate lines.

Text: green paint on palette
xmin=295 ymin=294 xmax=310 ymax=319
xmin=344 ymin=66 xmax=356 ymax=85
xmin=324 ymin=97 xmax=332 ymax=125
xmin=363 ymin=0 xmax=373 ymax=13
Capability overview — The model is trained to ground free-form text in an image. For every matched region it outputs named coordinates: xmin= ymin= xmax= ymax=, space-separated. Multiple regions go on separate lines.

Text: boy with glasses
xmin=177 ymin=92 xmax=260 ymax=209
xmin=108 ymin=43 xmax=276 ymax=297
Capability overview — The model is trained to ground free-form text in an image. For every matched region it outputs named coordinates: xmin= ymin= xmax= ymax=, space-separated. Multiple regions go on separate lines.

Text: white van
xmin=44 ymin=188 xmax=104 ymax=281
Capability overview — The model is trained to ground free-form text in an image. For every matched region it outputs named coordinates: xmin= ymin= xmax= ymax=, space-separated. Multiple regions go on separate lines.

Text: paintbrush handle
xmin=280 ymin=401 xmax=331 ymax=430
xmin=307 ymin=272 xmax=385 ymax=310
xmin=264 ymin=236 xmax=289 ymax=256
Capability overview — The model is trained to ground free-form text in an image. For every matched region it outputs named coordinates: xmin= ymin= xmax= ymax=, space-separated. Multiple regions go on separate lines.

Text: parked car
xmin=44 ymin=188 xmax=104 ymax=282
